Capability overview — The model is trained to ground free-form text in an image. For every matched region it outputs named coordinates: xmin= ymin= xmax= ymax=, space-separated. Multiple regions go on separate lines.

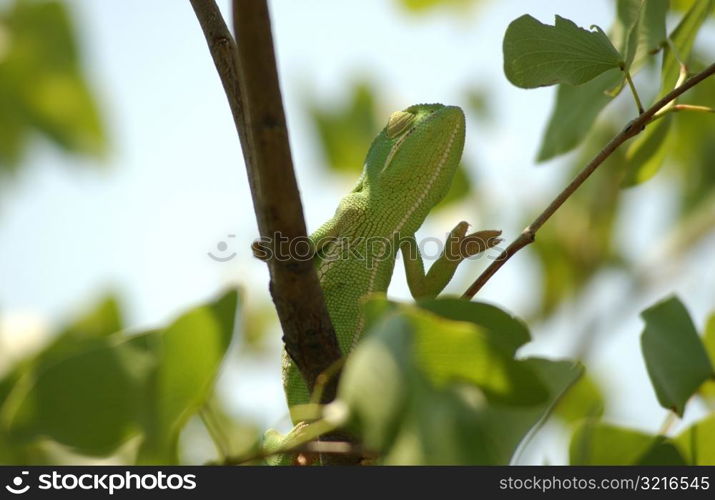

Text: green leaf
xmin=622 ymin=114 xmax=672 ymax=187
xmin=354 ymin=304 xmax=547 ymax=406
xmin=700 ymin=315 xmax=715 ymax=402
xmin=618 ymin=0 xmax=713 ymax=185
xmin=139 ymin=289 xmax=238 ymax=463
xmin=337 ymin=313 xmax=411 ymax=452
xmin=0 ymin=0 xmax=106 ymax=169
xmin=613 ymin=0 xmax=644 ymax=77
xmin=704 ymin=314 xmax=715 ymax=363
xmin=570 ymin=421 xmax=659 ymax=465
xmin=410 ymin=311 xmax=547 ymax=405
xmin=0 ymin=73 xmax=28 ymax=168
xmin=671 ymin=0 xmax=714 ymax=11
xmin=552 ymin=373 xmax=605 ymax=423
xmin=58 ymin=295 xmax=123 ymax=340
xmin=503 ymin=15 xmax=622 ymax=89
xmin=382 ymin=358 xmax=581 ymax=465
xmin=2 ymin=336 xmax=154 ymax=456
xmin=670 ymin=77 xmax=715 ymax=216
xmin=6 ymin=1 xmax=79 ymax=72
xmin=308 ymin=82 xmax=379 ymax=174
xmin=535 ymin=0 xmax=666 ymax=161
xmin=31 ymin=295 xmax=125 ymax=372
xmin=338 ymin=300 xmax=581 ymax=464
xmin=23 ymin=72 xmax=105 ymax=157
xmin=611 ymin=0 xmax=668 ymax=70
xmin=675 ymin=413 xmax=715 ymax=465
xmin=660 ymin=0 xmax=713 ymax=97
xmin=0 ymin=289 xmax=238 ymax=461
xmin=416 ymin=297 xmax=530 ymax=356
xmin=536 ymin=69 xmax=621 ymax=162
xmin=640 ymin=296 xmax=714 ymax=416
xmin=637 ymin=438 xmax=687 ymax=465
xmin=639 ymin=0 xmax=668 ymax=54
xmin=360 ymin=293 xmax=400 ymax=334
xmin=534 ymin=0 xmax=667 ymax=162
xmin=397 ymin=0 xmax=480 ymax=14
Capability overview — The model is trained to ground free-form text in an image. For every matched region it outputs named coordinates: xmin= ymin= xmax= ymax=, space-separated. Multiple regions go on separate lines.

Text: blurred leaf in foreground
xmin=0 ymin=289 xmax=238 ymax=464
xmin=675 ymin=413 xmax=715 ymax=465
xmin=0 ymin=0 xmax=106 ymax=172
xmin=138 ymin=289 xmax=238 ymax=463
xmin=308 ymin=81 xmax=379 ymax=175
xmin=552 ymin=373 xmax=605 ymax=424
xmin=640 ymin=296 xmax=713 ymax=417
xmin=397 ymin=0 xmax=483 ymax=15
xmin=622 ymin=0 xmax=714 ymax=186
xmin=336 ymin=298 xmax=581 ymax=464
xmin=699 ymin=314 xmax=715 ymax=404
xmin=570 ymin=420 xmax=685 ymax=465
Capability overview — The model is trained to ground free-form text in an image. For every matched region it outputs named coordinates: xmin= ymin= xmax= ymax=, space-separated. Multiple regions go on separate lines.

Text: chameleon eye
xmin=385 ymin=110 xmax=415 ymax=139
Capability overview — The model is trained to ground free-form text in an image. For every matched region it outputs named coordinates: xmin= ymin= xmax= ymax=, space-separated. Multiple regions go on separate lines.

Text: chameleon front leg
xmin=401 ymin=221 xmax=501 ymax=299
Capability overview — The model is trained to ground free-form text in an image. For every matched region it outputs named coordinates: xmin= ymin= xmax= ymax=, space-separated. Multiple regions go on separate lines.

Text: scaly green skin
xmin=282 ymin=104 xmax=500 ymax=417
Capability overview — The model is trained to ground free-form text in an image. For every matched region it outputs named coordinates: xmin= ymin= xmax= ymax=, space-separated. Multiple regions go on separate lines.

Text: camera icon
xmin=5 ymin=471 xmax=30 ymax=494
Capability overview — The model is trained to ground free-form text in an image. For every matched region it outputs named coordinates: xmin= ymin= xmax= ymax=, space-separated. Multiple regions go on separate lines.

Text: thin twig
xmin=652 ymin=64 xmax=690 ymax=121
xmin=215 ymin=440 xmax=376 ymax=466
xmin=188 ymin=0 xmax=250 ymax=164
xmin=463 ymin=62 xmax=715 ymax=299
xmin=199 ymin=405 xmax=230 ymax=460
xmin=624 ymin=70 xmax=644 ymax=114
xmin=672 ymin=104 xmax=715 ymax=113
xmin=658 ymin=410 xmax=678 ymax=436
xmin=649 ymin=103 xmax=715 ymax=125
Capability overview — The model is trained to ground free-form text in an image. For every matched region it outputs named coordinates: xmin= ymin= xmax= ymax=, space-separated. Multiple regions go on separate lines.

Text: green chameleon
xmin=260 ymin=103 xmax=501 ymax=460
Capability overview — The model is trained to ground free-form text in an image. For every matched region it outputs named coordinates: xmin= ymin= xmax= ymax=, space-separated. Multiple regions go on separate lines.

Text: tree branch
xmin=189 ymin=0 xmax=341 ymax=402
xmin=463 ymin=62 xmax=715 ymax=299
xmin=188 ymin=0 xmax=250 ymax=163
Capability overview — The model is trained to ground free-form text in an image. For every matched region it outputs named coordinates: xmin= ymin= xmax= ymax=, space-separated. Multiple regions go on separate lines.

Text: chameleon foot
xmin=446 ymin=221 xmax=502 ymax=260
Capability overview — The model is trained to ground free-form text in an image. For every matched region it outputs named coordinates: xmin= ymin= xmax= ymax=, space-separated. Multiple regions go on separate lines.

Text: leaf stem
xmin=199 ymin=404 xmax=231 ymax=460
xmin=625 ymin=70 xmax=645 ymax=114
xmin=672 ymin=104 xmax=715 ymax=113
xmin=652 ymin=103 xmax=715 ymax=123
xmin=657 ymin=410 xmax=678 ymax=436
xmin=463 ymin=62 xmax=715 ymax=299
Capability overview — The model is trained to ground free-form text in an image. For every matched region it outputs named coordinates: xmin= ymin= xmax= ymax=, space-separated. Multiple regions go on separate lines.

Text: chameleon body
xmin=281 ymin=103 xmax=500 ymax=415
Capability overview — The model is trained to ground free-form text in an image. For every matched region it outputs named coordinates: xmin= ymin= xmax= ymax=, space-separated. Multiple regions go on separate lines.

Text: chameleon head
xmin=358 ymin=104 xmax=466 ymax=226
